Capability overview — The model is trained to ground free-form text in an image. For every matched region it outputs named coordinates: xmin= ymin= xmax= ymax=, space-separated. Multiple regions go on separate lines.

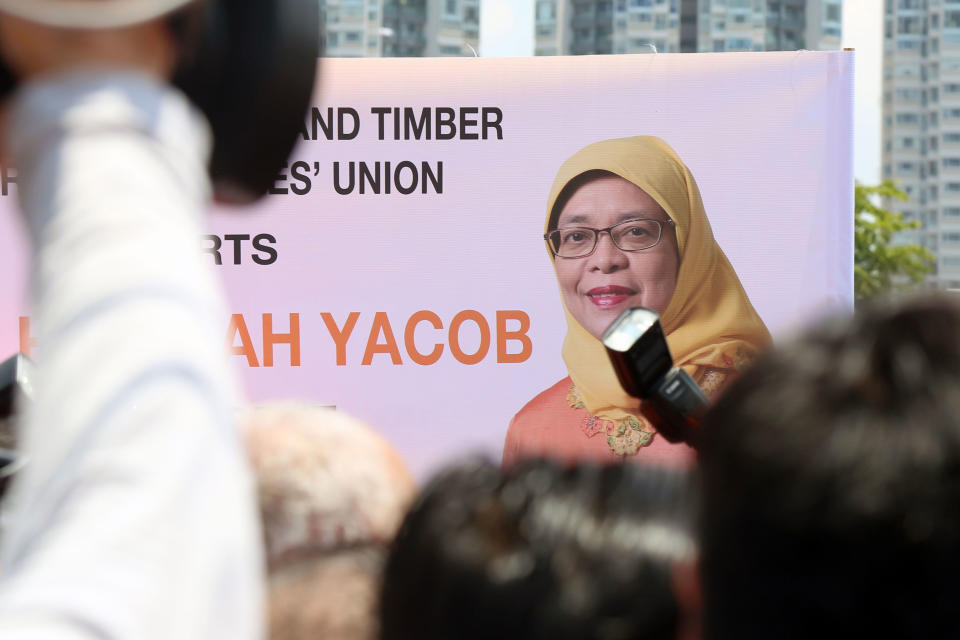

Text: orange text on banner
xmin=320 ymin=310 xmax=531 ymax=366
xmin=18 ymin=316 xmax=34 ymax=357
xmin=226 ymin=313 xmax=301 ymax=367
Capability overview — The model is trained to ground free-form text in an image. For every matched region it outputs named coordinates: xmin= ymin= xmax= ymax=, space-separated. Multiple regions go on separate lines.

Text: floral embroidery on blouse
xmin=720 ymin=347 xmax=751 ymax=373
xmin=567 ymin=384 xmax=655 ymax=457
xmin=565 ymin=354 xmax=752 ymax=457
xmin=698 ymin=368 xmax=730 ymax=398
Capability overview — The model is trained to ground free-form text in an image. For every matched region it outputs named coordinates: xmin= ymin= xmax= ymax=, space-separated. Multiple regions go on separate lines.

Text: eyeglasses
xmin=544 ymin=219 xmax=675 ymax=259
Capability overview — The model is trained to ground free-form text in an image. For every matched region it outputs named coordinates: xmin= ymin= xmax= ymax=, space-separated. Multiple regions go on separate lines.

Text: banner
xmin=0 ymin=52 xmax=854 ymax=475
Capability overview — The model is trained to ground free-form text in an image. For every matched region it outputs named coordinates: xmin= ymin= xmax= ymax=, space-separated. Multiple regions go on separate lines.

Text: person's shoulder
xmin=503 ymin=377 xmax=573 ymax=466
xmin=510 ymin=377 xmax=572 ymax=432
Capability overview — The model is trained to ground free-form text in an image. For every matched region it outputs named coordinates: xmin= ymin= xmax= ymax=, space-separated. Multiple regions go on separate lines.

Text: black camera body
xmin=0 ymin=0 xmax=319 ymax=204
xmin=602 ymin=307 xmax=708 ymax=447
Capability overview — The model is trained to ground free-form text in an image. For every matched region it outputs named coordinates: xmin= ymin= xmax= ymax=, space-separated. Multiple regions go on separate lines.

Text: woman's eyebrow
xmin=614 ymin=210 xmax=665 ymax=221
xmin=558 ymin=210 xmax=667 ymax=226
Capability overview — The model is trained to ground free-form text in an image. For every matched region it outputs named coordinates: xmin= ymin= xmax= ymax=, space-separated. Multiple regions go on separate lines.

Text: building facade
xmin=881 ymin=0 xmax=960 ymax=289
xmin=321 ymin=0 xmax=479 ymax=58
xmin=534 ymin=0 xmax=842 ymax=56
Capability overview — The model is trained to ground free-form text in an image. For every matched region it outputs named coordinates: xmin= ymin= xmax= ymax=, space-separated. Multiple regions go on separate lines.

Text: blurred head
xmin=699 ymin=295 xmax=960 ymax=639
xmin=0 ymin=0 xmax=190 ymax=84
xmin=244 ymin=403 xmax=417 ymax=640
xmin=0 ymin=0 xmax=193 ymax=28
xmin=380 ymin=458 xmax=697 ymax=640
xmin=549 ymin=171 xmax=679 ymax=340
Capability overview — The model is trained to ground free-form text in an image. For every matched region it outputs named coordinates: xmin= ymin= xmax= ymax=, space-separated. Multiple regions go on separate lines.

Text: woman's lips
xmin=586 ymin=285 xmax=636 ymax=308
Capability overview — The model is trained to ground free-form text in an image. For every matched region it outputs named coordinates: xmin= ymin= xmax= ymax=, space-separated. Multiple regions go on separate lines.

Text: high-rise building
xmin=534 ymin=0 xmax=843 ymax=56
xmin=881 ymin=2 xmax=960 ymax=289
xmin=321 ymin=0 xmax=479 ymax=58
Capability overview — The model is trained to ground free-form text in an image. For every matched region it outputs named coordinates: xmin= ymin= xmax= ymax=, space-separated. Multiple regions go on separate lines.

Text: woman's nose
xmin=588 ymin=231 xmax=629 ymax=272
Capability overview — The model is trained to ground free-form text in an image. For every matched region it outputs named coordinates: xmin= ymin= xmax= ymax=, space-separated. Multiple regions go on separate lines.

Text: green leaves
xmin=854 ymin=181 xmax=935 ymax=300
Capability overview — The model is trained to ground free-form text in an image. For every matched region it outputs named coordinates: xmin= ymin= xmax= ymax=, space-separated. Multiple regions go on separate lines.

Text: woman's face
xmin=554 ymin=175 xmax=679 ymax=340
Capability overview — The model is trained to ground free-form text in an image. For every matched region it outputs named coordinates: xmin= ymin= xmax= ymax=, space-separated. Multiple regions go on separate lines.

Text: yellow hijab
xmin=548 ymin=136 xmax=771 ymax=425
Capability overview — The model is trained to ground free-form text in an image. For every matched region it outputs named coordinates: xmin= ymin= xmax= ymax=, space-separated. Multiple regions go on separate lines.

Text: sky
xmin=480 ymin=0 xmax=882 ymax=184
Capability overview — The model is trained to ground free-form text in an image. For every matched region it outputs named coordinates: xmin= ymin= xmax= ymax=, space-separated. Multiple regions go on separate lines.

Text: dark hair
xmin=548 ymin=169 xmax=618 ymax=233
xmin=380 ymin=458 xmax=696 ymax=640
xmin=699 ymin=295 xmax=960 ymax=639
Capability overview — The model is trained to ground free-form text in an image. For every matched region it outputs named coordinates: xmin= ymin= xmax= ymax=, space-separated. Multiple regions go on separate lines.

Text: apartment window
xmin=944 ymin=208 xmax=960 ymax=218
xmin=944 ymin=133 xmax=960 ymax=144
xmin=898 ymin=17 xmax=922 ymax=34
xmin=942 ymin=256 xmax=960 ymax=268
xmin=944 ymin=158 xmax=960 ymax=168
xmin=898 ymin=162 xmax=917 ymax=174
xmin=943 ymin=108 xmax=960 ymax=119
xmin=943 ymin=232 xmax=960 ymax=243
xmin=825 ymin=3 xmax=841 ymax=22
xmin=900 ymin=136 xmax=916 ymax=148
xmin=895 ymin=64 xmax=920 ymax=77
xmin=537 ymin=1 xmax=556 ymax=20
xmin=946 ymin=183 xmax=960 ymax=193
xmin=896 ymin=113 xmax=920 ymax=124
xmin=345 ymin=31 xmax=361 ymax=42
xmin=896 ymin=88 xmax=922 ymax=101
xmin=947 ymin=11 xmax=960 ymax=29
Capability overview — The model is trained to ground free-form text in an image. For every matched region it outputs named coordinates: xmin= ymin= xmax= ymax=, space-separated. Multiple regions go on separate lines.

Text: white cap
xmin=0 ymin=0 xmax=194 ymax=29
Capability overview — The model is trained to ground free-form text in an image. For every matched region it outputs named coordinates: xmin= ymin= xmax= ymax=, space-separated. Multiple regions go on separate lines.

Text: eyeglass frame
xmin=543 ymin=218 xmax=676 ymax=259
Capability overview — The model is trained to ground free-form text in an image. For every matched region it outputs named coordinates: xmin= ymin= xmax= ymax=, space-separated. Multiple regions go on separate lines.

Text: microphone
xmin=602 ymin=307 xmax=708 ymax=447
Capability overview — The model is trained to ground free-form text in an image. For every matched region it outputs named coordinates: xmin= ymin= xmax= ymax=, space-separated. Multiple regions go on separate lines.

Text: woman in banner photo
xmin=503 ymin=135 xmax=771 ymax=467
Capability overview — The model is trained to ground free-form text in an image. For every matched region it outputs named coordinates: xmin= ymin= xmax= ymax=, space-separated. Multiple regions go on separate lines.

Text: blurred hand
xmin=0 ymin=12 xmax=176 ymax=163
xmin=0 ymin=13 xmax=176 ymax=82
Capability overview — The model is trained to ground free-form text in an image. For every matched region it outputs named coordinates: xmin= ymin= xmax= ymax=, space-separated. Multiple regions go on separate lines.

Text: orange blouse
xmin=503 ymin=369 xmax=732 ymax=468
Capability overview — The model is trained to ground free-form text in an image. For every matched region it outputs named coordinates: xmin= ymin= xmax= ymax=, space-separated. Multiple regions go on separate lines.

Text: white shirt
xmin=0 ymin=72 xmax=264 ymax=639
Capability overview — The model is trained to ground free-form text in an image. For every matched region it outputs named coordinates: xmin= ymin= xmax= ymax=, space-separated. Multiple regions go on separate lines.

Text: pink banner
xmin=0 ymin=52 xmax=854 ymax=475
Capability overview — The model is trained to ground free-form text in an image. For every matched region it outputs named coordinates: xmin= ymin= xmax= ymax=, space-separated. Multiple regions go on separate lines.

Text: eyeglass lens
xmin=548 ymin=219 xmax=663 ymax=257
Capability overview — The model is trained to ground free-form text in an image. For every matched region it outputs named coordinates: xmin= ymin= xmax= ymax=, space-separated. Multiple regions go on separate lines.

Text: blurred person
xmin=381 ymin=458 xmax=699 ymax=640
xmin=244 ymin=404 xmax=416 ymax=640
xmin=504 ymin=136 xmax=770 ymax=468
xmin=0 ymin=2 xmax=263 ymax=638
xmin=699 ymin=296 xmax=960 ymax=639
